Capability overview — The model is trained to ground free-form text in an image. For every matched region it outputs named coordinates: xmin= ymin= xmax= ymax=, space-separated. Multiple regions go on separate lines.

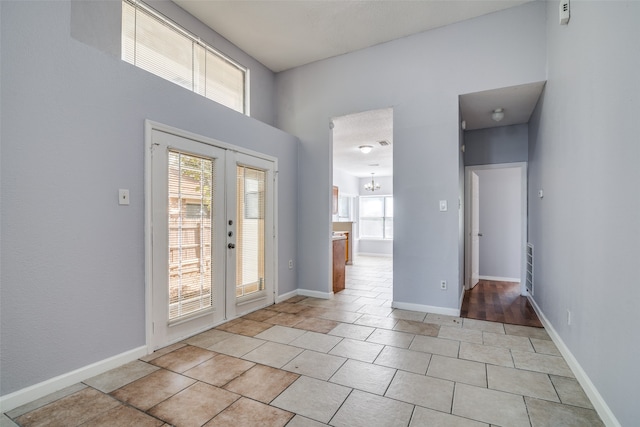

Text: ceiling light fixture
xmin=359 ymin=145 xmax=373 ymax=154
xmin=364 ymin=173 xmax=381 ymax=192
xmin=491 ymin=108 xmax=504 ymax=122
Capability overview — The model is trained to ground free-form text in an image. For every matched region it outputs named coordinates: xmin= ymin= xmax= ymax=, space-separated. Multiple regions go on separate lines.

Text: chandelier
xmin=364 ymin=173 xmax=380 ymax=191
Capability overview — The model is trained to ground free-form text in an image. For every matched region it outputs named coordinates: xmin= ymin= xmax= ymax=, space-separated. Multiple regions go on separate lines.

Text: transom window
xmin=359 ymin=196 xmax=393 ymax=239
xmin=122 ymin=0 xmax=248 ymax=114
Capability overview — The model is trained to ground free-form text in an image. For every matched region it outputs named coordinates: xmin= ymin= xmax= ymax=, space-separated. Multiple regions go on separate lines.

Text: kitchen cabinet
xmin=332 ymin=235 xmax=346 ymax=293
xmin=332 ymin=222 xmax=353 ymax=265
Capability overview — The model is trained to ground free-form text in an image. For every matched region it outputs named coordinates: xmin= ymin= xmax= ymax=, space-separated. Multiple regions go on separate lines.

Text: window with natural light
xmin=338 ymin=195 xmax=351 ymax=221
xmin=359 ymin=196 xmax=393 ymax=239
xmin=122 ymin=0 xmax=248 ymax=114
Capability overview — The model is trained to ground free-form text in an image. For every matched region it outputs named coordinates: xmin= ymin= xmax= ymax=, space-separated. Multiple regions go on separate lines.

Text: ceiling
xmin=332 ymin=108 xmax=393 ymax=178
xmin=459 ymin=81 xmax=546 ymax=131
xmin=331 ymin=81 xmax=545 ymax=179
xmin=171 ymin=0 xmax=544 ymax=179
xmin=173 ymin=0 xmax=535 ymax=73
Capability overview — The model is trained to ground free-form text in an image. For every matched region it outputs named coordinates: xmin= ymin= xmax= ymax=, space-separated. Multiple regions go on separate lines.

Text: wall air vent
xmin=378 ymin=140 xmax=390 ymax=147
xmin=526 ymin=243 xmax=534 ymax=295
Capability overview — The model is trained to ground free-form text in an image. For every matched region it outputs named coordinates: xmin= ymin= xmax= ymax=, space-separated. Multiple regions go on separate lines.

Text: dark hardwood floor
xmin=460 ymin=280 xmax=543 ymax=328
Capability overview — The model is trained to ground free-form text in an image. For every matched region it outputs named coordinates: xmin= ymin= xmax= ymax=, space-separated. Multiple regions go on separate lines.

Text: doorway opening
xmin=331 ymin=108 xmax=393 ymax=296
xmin=458 ymin=81 xmax=545 ymax=326
xmin=462 ymin=163 xmax=540 ymax=326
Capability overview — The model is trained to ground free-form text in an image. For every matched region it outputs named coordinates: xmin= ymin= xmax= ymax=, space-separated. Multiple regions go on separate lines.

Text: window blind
xmin=167 ymin=151 xmax=215 ymax=321
xmin=122 ymin=0 xmax=247 ymax=114
xmin=236 ymin=165 xmax=265 ymax=298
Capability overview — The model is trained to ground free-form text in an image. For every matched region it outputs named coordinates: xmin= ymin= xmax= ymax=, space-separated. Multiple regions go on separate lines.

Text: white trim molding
xmin=392 ymin=301 xmax=460 ymax=317
xmin=276 ymin=289 xmax=299 ymax=303
xmin=479 ymin=275 xmax=521 ymax=283
xmin=527 ymin=296 xmax=621 ymax=427
xmin=297 ymin=289 xmax=333 ymax=300
xmin=355 ymin=252 xmax=393 ymax=258
xmin=0 ymin=346 xmax=147 ymax=413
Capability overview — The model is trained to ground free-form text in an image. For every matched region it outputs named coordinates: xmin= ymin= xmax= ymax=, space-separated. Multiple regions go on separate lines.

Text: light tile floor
xmin=3 ymin=256 xmax=604 ymax=427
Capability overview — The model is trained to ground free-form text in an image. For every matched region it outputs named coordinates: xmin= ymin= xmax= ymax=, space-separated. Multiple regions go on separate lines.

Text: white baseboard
xmin=276 ymin=289 xmax=299 ymax=303
xmin=0 ymin=345 xmax=147 ymax=413
xmin=392 ymin=301 xmax=460 ymax=317
xmin=479 ymin=275 xmax=520 ymax=283
xmin=527 ymin=296 xmax=621 ymax=427
xmin=297 ymin=288 xmax=333 ymax=300
xmin=355 ymin=252 xmax=392 ymax=258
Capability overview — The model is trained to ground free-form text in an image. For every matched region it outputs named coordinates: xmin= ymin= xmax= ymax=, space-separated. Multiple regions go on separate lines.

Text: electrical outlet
xmin=118 ymin=189 xmax=130 ymax=205
xmin=288 ymin=259 xmax=293 ymax=270
xmin=440 ymin=280 xmax=447 ymax=290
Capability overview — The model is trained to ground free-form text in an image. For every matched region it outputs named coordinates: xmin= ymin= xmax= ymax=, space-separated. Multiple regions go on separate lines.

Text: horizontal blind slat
xmin=121 ymin=0 xmax=246 ymax=114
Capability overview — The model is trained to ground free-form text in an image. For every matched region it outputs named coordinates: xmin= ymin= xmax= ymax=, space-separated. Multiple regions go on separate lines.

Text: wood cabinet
xmin=332 ymin=222 xmax=353 ymax=265
xmin=342 ymin=232 xmax=349 ymax=263
xmin=332 ymin=237 xmax=346 ymax=293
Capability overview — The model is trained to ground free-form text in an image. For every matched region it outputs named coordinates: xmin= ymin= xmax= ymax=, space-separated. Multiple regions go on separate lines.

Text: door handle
xmin=228 ymin=243 xmax=235 ymax=249
xmin=477 ymin=233 xmax=483 ymax=237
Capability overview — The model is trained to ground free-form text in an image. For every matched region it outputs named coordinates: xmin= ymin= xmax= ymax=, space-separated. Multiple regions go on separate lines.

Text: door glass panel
xmin=168 ymin=151 xmax=214 ymax=320
xmin=236 ymin=165 xmax=265 ymax=298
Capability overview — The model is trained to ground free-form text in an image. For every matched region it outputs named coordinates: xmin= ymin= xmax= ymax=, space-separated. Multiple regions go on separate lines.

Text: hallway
xmin=461 ymin=280 xmax=543 ymax=328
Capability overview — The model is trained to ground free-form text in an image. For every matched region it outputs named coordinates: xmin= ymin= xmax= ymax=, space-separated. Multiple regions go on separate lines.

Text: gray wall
xmin=70 ymin=0 xmax=277 ymax=127
xmin=0 ymin=0 xmax=298 ymax=396
xmin=276 ymin=2 xmax=546 ymax=309
xmin=476 ymin=168 xmax=522 ymax=279
xmin=358 ymin=240 xmax=393 ymax=256
xmin=464 ymin=124 xmax=528 ymax=166
xmin=5 ymin=1 xmax=636 ymax=423
xmin=332 ymin=169 xmax=360 ymax=197
xmin=528 ymin=2 xmax=640 ymax=425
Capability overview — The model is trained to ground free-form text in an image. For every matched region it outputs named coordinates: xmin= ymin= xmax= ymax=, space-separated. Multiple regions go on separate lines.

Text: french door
xmin=149 ymin=127 xmax=275 ymax=350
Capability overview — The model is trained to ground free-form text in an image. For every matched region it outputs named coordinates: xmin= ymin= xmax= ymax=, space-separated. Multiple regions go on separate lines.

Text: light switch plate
xmin=439 ymin=200 xmax=447 ymax=211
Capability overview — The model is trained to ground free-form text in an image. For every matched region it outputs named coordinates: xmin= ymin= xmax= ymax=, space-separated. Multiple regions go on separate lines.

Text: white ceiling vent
xmin=378 ymin=140 xmax=391 ymax=147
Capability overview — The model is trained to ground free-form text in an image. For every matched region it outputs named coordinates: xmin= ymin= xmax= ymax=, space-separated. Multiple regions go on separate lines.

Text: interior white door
xmin=150 ymin=129 xmax=226 ymax=350
xmin=470 ymin=171 xmax=481 ymax=289
xmin=226 ymin=152 xmax=275 ymax=317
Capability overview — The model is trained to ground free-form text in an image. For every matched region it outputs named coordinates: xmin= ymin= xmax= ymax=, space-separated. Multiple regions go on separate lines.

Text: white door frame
xmin=464 ymin=162 xmax=528 ymax=296
xmin=144 ymin=120 xmax=278 ymax=353
xmin=469 ymin=171 xmax=481 ymax=290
